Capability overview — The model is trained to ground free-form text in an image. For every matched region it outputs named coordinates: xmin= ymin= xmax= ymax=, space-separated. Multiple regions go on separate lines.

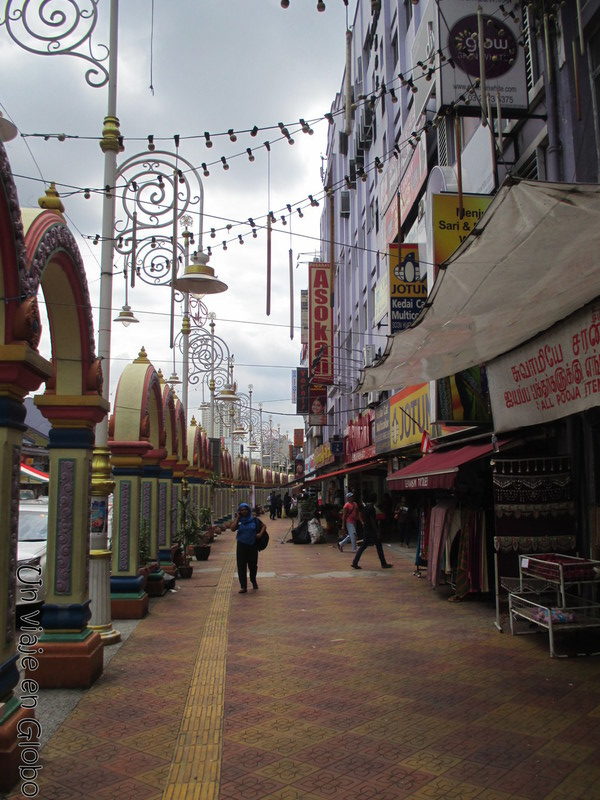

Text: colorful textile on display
xmin=493 ymin=457 xmax=575 ymax=536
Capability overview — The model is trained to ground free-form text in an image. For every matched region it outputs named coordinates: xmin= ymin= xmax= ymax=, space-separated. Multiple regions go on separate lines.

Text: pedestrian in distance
xmin=268 ymin=491 xmax=277 ymax=520
xmin=275 ymin=492 xmax=283 ymax=519
xmin=351 ymin=492 xmax=393 ymax=570
xmin=283 ymin=491 xmax=292 ymax=517
xmin=230 ymin=502 xmax=267 ymax=593
xmin=338 ymin=492 xmax=360 ymax=552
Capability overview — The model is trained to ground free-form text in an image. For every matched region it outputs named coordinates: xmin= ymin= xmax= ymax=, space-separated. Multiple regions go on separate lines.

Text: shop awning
xmin=360 ymin=180 xmax=600 ymax=391
xmin=387 ymin=441 xmax=498 ymax=491
xmin=305 ymin=459 xmax=386 ymax=484
xmin=20 ymin=463 xmax=49 ymax=483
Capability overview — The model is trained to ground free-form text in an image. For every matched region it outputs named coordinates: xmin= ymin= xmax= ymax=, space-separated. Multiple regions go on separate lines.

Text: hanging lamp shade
xmin=167 ymin=371 xmax=182 ymax=385
xmin=233 ymin=424 xmax=246 ymax=436
xmin=0 ymin=113 xmax=18 ymax=142
xmin=113 ymin=304 xmax=139 ymax=326
xmin=172 ymin=250 xmax=227 ymax=295
xmin=216 ymin=384 xmax=239 ymax=402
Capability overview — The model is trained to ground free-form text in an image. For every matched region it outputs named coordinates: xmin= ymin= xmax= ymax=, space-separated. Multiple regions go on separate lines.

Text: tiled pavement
xmin=6 ymin=516 xmax=600 ymax=800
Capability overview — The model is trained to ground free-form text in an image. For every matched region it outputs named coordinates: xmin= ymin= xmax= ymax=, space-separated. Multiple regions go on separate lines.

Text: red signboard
xmin=344 ymin=412 xmax=375 ymax=463
xmin=293 ymin=428 xmax=304 ymax=448
xmin=308 ymin=261 xmax=334 ymax=384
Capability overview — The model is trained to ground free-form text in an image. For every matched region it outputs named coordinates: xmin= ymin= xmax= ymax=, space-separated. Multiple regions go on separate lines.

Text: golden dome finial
xmin=38 ymin=183 xmax=65 ymax=214
xmin=134 ymin=347 xmax=149 ymax=364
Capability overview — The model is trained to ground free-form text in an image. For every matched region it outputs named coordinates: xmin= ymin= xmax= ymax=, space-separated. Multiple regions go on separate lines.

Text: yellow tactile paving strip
xmin=161 ymin=548 xmax=235 ymax=800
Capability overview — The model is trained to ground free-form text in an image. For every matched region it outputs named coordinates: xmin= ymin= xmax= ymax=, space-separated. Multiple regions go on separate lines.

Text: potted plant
xmin=177 ymin=498 xmax=201 ymax=576
xmin=194 ymin=506 xmax=213 ymax=561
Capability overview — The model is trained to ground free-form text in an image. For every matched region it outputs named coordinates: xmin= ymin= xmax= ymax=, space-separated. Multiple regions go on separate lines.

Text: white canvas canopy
xmin=359 ymin=180 xmax=600 ymax=392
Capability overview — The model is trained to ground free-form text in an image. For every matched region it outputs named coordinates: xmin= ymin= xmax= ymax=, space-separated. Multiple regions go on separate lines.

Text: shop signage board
xmin=294 ymin=457 xmax=305 ymax=480
xmin=291 ymin=369 xmax=297 ymax=403
xmin=389 ymin=384 xmax=430 ymax=450
xmin=438 ymin=0 xmax=528 ymax=113
xmin=345 ymin=411 xmax=375 ymax=464
xmin=296 ymin=367 xmax=309 ymax=415
xmin=436 ymin=366 xmax=492 ymax=424
xmin=293 ymin=428 xmax=304 ymax=448
xmin=308 ymin=261 xmax=334 ymax=383
xmin=432 ymin=193 xmax=493 ymax=270
xmin=374 ymin=398 xmax=391 ymax=455
xmin=304 ymin=453 xmax=315 ymax=477
xmin=308 ymin=383 xmax=327 ymax=427
xmin=398 ymin=111 xmax=428 ymax=224
xmin=389 ymin=243 xmax=427 ymax=333
xmin=314 ymin=441 xmax=335 ymax=469
xmin=488 ymin=303 xmax=600 ymax=433
xmin=300 ymin=290 xmax=308 ymax=344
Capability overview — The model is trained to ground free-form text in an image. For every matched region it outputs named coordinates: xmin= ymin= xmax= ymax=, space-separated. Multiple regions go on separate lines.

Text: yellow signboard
xmin=389 ymin=384 xmax=430 ymax=450
xmin=432 ymin=193 xmax=493 ymax=268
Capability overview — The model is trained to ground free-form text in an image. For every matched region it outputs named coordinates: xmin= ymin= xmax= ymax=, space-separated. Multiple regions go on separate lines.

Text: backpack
xmin=256 ymin=530 xmax=269 ymax=551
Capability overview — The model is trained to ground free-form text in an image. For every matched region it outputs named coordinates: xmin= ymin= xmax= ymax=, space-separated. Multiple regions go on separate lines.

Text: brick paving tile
xmin=7 ymin=517 xmax=600 ymax=800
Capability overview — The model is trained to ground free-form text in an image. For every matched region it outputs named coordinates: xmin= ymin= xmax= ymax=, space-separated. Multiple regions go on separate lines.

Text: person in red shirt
xmin=338 ymin=492 xmax=359 ymax=552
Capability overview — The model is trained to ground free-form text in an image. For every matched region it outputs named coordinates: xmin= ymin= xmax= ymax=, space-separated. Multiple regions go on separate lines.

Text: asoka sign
xmin=308 ymin=262 xmax=333 ymax=384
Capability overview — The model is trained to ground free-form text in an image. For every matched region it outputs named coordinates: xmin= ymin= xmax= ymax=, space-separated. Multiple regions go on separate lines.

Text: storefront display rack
xmin=508 ymin=588 xmax=600 ymax=658
xmin=518 ymin=553 xmax=600 ymax=607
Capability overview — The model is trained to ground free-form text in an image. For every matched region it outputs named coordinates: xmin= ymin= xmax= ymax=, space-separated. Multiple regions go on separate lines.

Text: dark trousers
xmin=352 ymin=540 xmax=388 ymax=567
xmin=237 ymin=542 xmax=258 ymax=589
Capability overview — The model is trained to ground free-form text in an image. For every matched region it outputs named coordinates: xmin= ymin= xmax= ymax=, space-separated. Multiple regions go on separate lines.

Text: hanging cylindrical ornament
xmin=477 ymin=5 xmax=488 ymax=126
xmin=130 ymin=211 xmax=137 ymax=287
xmin=289 ymin=247 xmax=294 ymax=340
xmin=266 ymin=215 xmax=272 ymax=316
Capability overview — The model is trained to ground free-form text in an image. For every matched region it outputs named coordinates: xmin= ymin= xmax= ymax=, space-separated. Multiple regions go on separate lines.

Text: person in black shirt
xmin=351 ymin=492 xmax=393 ymax=570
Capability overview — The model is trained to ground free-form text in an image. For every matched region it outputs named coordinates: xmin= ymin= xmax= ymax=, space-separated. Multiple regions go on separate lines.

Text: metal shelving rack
xmin=507 ymin=554 xmax=600 ymax=657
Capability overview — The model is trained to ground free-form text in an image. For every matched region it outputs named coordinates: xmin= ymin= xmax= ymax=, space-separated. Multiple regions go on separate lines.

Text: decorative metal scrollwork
xmin=127 ymin=235 xmax=185 ymax=287
xmin=114 ymin=150 xmax=204 ymax=252
xmin=0 ymin=0 xmax=109 ymax=87
xmin=175 ymin=325 xmax=231 ymax=391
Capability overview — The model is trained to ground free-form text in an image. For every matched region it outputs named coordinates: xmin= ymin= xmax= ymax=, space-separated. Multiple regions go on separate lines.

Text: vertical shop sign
xmin=296 ymin=367 xmax=309 ymax=414
xmin=373 ymin=398 xmax=391 ymax=455
xmin=293 ymin=428 xmax=304 ymax=448
xmin=300 ymin=289 xmax=309 ymax=344
xmin=308 ymin=262 xmax=334 ymax=383
xmin=291 ymin=369 xmax=297 ymax=403
xmin=389 ymin=244 xmax=427 ymax=333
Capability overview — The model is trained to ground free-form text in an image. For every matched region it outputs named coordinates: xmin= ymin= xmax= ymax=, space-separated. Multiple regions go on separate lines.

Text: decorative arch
xmin=162 ymin=384 xmax=177 ymax=462
xmin=22 ymin=209 xmax=101 ymax=397
xmin=0 ymin=142 xmax=29 ymax=349
xmin=173 ymin=397 xmax=187 ymax=463
xmin=110 ymin=348 xmax=165 ymax=453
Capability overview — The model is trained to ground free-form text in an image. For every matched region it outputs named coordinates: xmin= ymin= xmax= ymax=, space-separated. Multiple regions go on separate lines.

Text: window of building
xmin=404 ymin=0 xmax=413 ymax=29
xmin=391 ymin=29 xmax=398 ymax=66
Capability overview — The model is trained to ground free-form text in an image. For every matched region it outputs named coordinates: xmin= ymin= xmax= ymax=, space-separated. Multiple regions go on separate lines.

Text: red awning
xmin=387 ymin=441 xmax=499 ymax=491
xmin=305 ymin=459 xmax=386 ymax=484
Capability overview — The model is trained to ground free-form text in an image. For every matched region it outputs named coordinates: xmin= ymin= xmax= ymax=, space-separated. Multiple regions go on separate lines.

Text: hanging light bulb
xmin=113 ymin=304 xmax=139 ymax=326
xmin=317 ymin=0 xmax=325 ymax=10
xmin=281 ymin=0 xmax=290 ymax=7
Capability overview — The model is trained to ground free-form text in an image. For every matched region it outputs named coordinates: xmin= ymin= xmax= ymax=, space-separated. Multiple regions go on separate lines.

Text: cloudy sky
xmin=0 ymin=0 xmax=350 ymax=441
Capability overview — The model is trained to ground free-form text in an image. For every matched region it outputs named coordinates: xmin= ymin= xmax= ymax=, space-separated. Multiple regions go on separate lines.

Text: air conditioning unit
xmin=363 ymin=344 xmax=376 ymax=367
xmin=340 ymin=191 xmax=350 ymax=218
xmin=367 ymin=391 xmax=379 ymax=407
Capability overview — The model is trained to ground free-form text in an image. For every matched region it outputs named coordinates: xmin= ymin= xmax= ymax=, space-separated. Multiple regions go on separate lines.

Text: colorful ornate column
xmin=109 ymin=443 xmax=150 ymax=619
xmin=158 ymin=456 xmax=175 ymax=574
xmin=0 ymin=348 xmax=50 ymax=792
xmin=140 ymin=451 xmax=167 ymax=597
xmin=31 ymin=395 xmax=108 ymax=689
